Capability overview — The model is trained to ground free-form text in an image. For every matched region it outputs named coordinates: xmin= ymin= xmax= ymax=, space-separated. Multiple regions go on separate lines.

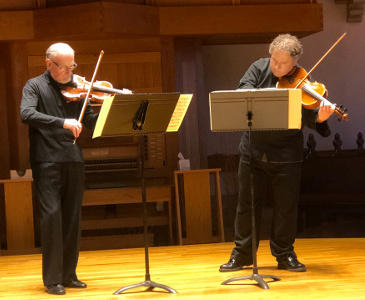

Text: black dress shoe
xmin=45 ymin=284 xmax=66 ymax=295
xmin=219 ymin=258 xmax=252 ymax=272
xmin=278 ymin=255 xmax=307 ymax=272
xmin=62 ymin=279 xmax=87 ymax=288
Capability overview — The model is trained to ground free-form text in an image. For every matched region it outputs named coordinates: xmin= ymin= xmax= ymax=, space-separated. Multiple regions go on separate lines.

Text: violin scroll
xmin=336 ymin=105 xmax=348 ymax=122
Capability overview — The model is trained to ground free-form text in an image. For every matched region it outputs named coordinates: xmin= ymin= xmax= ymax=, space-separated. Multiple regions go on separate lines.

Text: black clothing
xmin=20 ymin=70 xmax=98 ymax=286
xmin=20 ymin=71 xmax=97 ymax=163
xmin=31 ymin=162 xmax=84 ymax=285
xmin=237 ymin=58 xmax=331 ymax=163
xmin=233 ymin=158 xmax=302 ymax=261
xmin=230 ymin=58 xmax=331 ymax=263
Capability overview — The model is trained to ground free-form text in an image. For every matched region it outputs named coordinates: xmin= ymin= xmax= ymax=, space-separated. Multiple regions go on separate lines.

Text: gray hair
xmin=46 ymin=43 xmax=74 ymax=60
xmin=269 ymin=34 xmax=303 ymax=59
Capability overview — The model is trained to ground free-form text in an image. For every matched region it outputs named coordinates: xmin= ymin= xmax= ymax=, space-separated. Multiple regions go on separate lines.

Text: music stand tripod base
xmin=114 ymin=279 xmax=177 ymax=295
xmin=221 ymin=273 xmax=281 ymax=290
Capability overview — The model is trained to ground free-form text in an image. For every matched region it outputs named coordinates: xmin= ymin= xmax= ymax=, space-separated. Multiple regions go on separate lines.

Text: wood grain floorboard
xmin=1 ymin=238 xmax=364 ymax=299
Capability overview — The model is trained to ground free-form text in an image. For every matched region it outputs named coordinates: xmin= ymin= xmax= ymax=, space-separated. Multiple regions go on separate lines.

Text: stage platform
xmin=1 ymin=238 xmax=364 ymax=299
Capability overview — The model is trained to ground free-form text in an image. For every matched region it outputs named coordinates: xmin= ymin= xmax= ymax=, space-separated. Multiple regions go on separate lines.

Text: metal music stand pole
xmin=221 ymin=110 xmax=281 ymax=289
xmin=114 ymin=100 xmax=177 ymax=295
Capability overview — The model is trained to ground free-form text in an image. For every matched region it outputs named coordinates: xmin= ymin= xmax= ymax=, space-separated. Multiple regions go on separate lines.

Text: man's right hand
xmin=63 ymin=119 xmax=82 ymax=138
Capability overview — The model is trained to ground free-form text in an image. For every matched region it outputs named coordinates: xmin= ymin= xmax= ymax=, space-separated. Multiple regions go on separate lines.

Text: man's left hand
xmin=317 ymin=100 xmax=336 ymax=123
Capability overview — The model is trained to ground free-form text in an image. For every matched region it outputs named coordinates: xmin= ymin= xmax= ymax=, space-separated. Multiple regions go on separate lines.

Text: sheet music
xmin=92 ymin=95 xmax=114 ymax=138
xmin=166 ymin=94 xmax=193 ymax=132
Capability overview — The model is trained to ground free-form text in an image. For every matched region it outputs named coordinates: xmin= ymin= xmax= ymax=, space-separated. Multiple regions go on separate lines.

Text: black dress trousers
xmin=231 ymin=156 xmax=302 ymax=262
xmin=31 ymin=161 xmax=85 ymax=286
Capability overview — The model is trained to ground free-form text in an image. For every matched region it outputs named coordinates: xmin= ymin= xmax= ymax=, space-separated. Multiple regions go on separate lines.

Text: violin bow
xmin=295 ymin=32 xmax=347 ymax=88
xmin=73 ymin=50 xmax=104 ymax=144
xmin=77 ymin=50 xmax=104 ymax=123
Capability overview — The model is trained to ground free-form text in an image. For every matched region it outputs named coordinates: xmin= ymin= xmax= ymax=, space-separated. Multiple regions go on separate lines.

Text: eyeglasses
xmin=50 ymin=60 xmax=77 ymax=71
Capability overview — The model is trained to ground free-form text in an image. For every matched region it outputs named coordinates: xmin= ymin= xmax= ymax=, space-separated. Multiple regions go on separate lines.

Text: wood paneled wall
xmin=0 ymin=45 xmax=10 ymax=179
xmin=0 ymin=1 xmax=323 ymax=43
xmin=145 ymin=0 xmax=316 ymax=5
xmin=27 ymin=50 xmax=163 ymax=93
xmin=0 ymin=0 xmax=318 ymax=10
xmin=0 ymin=0 xmax=39 ymax=10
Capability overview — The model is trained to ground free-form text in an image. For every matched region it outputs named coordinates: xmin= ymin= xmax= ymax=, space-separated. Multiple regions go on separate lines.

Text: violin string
xmin=302 ymin=84 xmax=327 ymax=103
xmin=302 ymin=84 xmax=346 ymax=118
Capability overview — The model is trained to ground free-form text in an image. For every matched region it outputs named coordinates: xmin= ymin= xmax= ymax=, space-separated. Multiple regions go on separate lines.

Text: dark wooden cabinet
xmin=298 ymin=151 xmax=365 ymax=237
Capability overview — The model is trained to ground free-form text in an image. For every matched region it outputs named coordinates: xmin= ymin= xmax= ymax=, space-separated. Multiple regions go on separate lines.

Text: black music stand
xmin=93 ymin=92 xmax=192 ymax=295
xmin=209 ymin=89 xmax=302 ymax=289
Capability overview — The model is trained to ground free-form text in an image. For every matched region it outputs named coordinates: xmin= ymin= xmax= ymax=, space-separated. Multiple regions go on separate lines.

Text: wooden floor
xmin=1 ymin=238 xmax=365 ymax=299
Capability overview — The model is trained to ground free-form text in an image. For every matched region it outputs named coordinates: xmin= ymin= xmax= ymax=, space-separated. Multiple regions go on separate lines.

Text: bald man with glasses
xmin=21 ymin=43 xmax=98 ymax=295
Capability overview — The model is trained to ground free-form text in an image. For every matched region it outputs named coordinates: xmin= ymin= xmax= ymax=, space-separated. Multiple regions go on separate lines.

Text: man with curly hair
xmin=220 ymin=34 xmax=335 ymax=273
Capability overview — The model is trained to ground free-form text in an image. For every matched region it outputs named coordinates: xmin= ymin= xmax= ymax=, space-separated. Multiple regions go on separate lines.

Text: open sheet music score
xmin=209 ymin=88 xmax=302 ymax=132
xmin=93 ymin=93 xmax=192 ymax=138
xmin=166 ymin=94 xmax=192 ymax=132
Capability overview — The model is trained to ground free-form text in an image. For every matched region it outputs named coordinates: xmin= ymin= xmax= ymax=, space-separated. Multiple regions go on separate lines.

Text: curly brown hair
xmin=269 ymin=34 xmax=303 ymax=59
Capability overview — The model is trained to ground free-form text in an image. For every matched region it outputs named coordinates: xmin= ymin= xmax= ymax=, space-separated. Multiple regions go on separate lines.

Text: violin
xmin=277 ymin=67 xmax=348 ymax=121
xmin=61 ymin=74 xmax=132 ymax=103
